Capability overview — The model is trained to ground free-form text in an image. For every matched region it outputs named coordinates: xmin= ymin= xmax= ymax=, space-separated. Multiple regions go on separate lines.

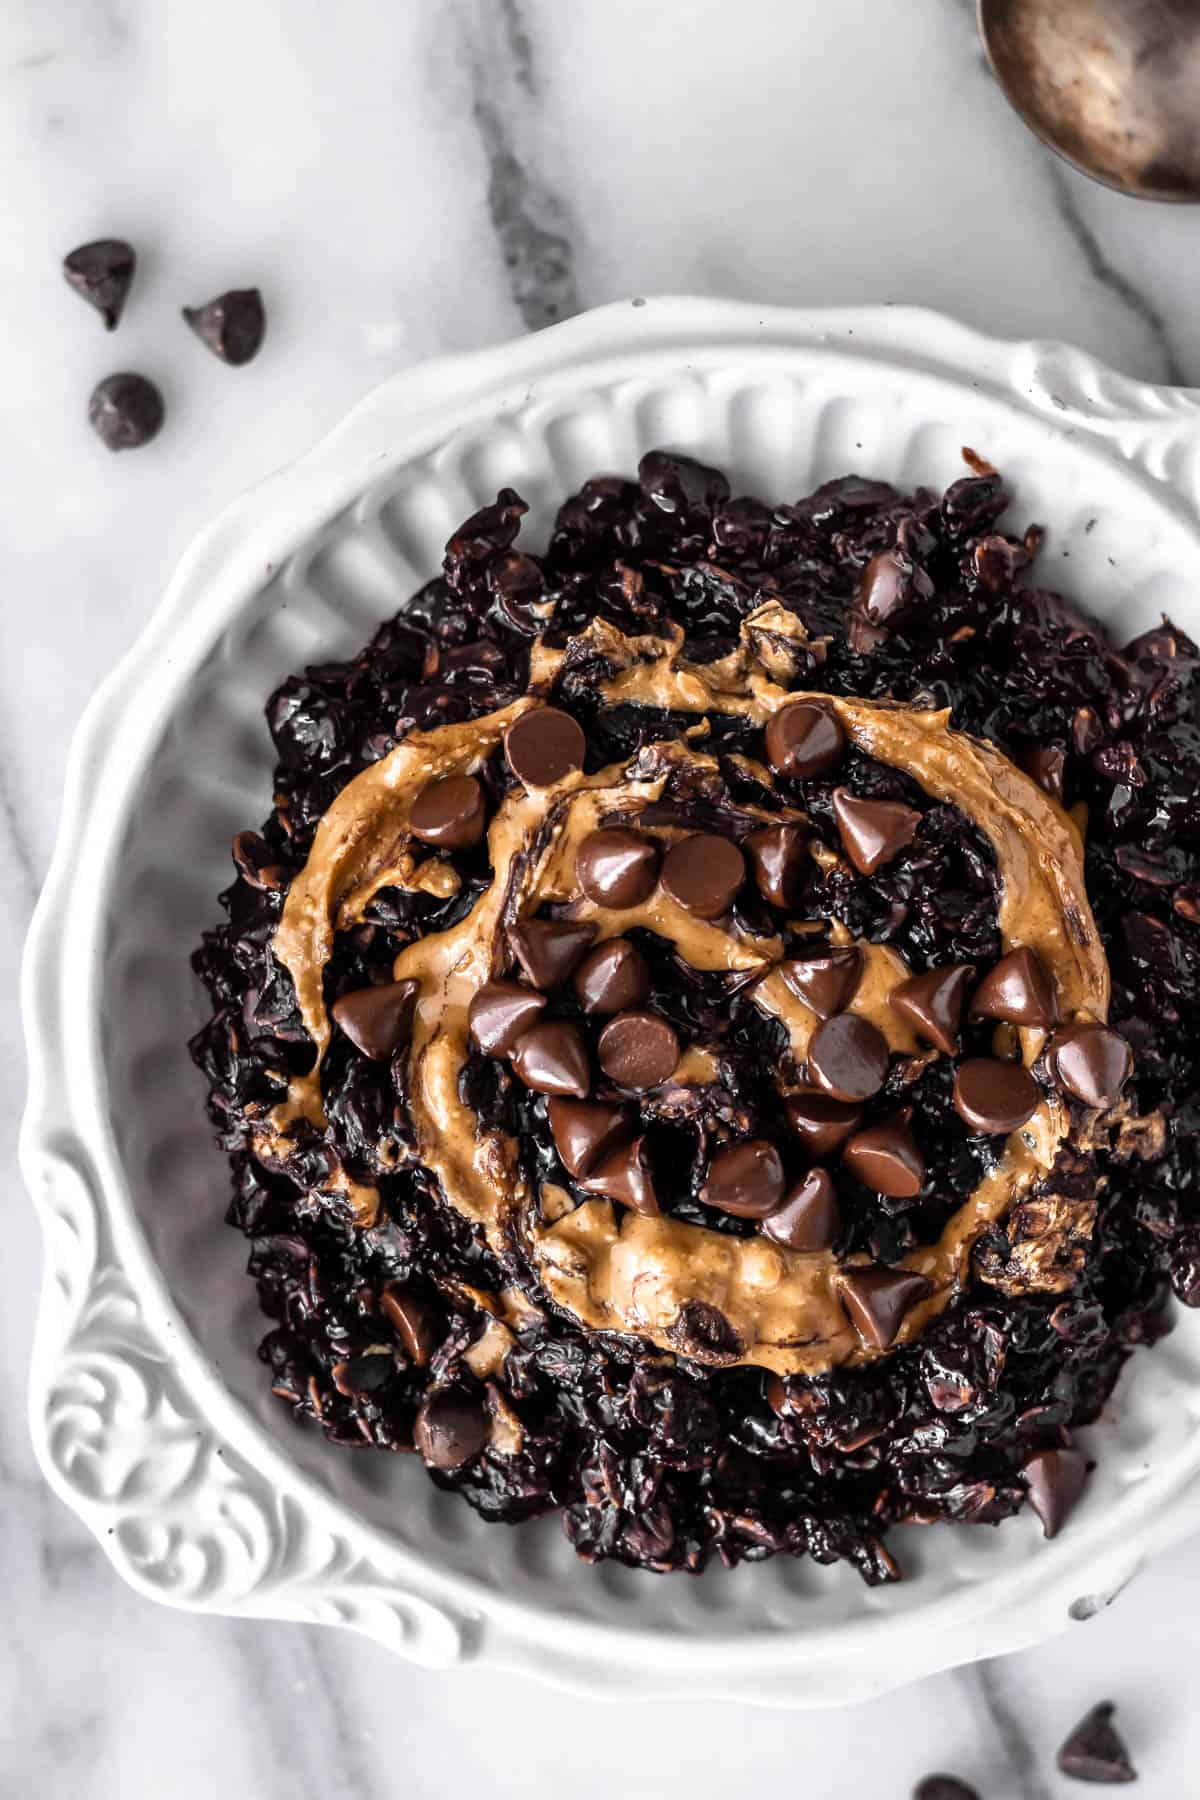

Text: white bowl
xmin=21 ymin=298 xmax=1200 ymax=1708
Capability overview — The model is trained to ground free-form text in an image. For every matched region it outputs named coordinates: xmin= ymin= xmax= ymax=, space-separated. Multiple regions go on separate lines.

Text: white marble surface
xmin=5 ymin=1 xmax=1200 ymax=1793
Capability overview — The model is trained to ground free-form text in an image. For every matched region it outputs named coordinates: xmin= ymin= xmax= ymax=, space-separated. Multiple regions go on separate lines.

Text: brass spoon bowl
xmin=978 ymin=0 xmax=1200 ymax=201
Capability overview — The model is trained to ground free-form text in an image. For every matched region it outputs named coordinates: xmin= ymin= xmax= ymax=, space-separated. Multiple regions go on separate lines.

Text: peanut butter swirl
xmin=264 ymin=604 xmax=1110 ymax=1376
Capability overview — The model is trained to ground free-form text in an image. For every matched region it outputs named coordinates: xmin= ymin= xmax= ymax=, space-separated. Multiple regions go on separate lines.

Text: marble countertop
xmin=5 ymin=1 xmax=1200 ymax=1793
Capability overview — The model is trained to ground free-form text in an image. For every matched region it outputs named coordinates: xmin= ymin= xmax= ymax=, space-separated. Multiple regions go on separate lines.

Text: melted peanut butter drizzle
xmin=267 ymin=606 xmax=1109 ymax=1373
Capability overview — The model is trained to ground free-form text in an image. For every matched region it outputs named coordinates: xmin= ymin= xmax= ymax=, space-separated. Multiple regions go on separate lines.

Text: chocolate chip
xmin=839 ymin=1265 xmax=932 ymax=1349
xmin=763 ymin=1168 xmax=840 ymax=1250
xmin=808 ymin=1013 xmax=889 ymax=1102
xmin=1057 ymin=1703 xmax=1137 ymax=1785
xmin=779 ymin=947 xmax=863 ymax=1019
xmin=1021 ymin=745 xmax=1067 ymax=803
xmin=597 ymin=1010 xmax=680 ymax=1091
xmin=547 ymin=1098 xmax=630 ymax=1178
xmin=1023 ymin=1446 xmax=1088 ymax=1538
xmin=743 ymin=823 xmax=808 ymax=909
xmin=63 ymin=238 xmax=135 ymax=329
xmin=409 ymin=773 xmax=486 ymax=848
xmin=700 ymin=1139 xmax=787 ymax=1219
xmin=579 ymin=1135 xmax=659 ymax=1214
xmin=413 ymin=1387 xmax=491 ymax=1471
xmin=666 ymin=1299 xmax=745 ymax=1364
xmin=468 ymin=981 xmax=547 ymax=1056
xmin=889 ymin=963 xmax=975 ymax=1054
xmin=784 ymin=1091 xmax=864 ymax=1159
xmin=952 ymin=1058 xmax=1041 ymax=1134
xmin=508 ymin=918 xmax=596 ymax=989
xmin=843 ymin=1114 xmax=925 ymax=1198
xmin=87 ymin=372 xmax=164 ymax=451
xmin=832 ymin=788 xmax=922 ymax=875
xmin=765 ymin=701 xmax=845 ymax=778
xmin=509 ymin=1021 xmax=590 ymax=1097
xmin=331 ymin=978 xmax=418 ymax=1061
xmin=970 ymin=946 xmax=1059 ymax=1028
xmin=182 ymin=287 xmax=266 ymax=365
xmin=660 ymin=833 xmax=745 ymax=918
xmin=573 ymin=938 xmax=651 ymax=1014
xmin=576 ymin=828 xmax=660 ymax=908
xmin=380 ymin=1284 xmax=438 ymax=1366
xmin=1048 ymin=1024 xmax=1134 ymax=1109
xmin=858 ymin=548 xmax=914 ymax=625
xmin=912 ymin=1778 xmax=980 ymax=1800
xmin=503 ymin=705 xmax=586 ymax=788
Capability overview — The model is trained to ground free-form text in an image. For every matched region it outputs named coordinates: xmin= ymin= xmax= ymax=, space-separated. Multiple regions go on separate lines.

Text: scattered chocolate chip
xmin=87 ymin=372 xmax=164 ymax=451
xmin=840 ymin=1266 xmax=933 ymax=1349
xmin=547 ymin=1098 xmax=630 ymax=1178
xmin=765 ymin=701 xmax=845 ymax=779
xmin=780 ymin=947 xmax=863 ymax=1019
xmin=576 ymin=828 xmax=660 ymax=908
xmin=1049 ymin=1024 xmax=1134 ymax=1109
xmin=508 ymin=917 xmax=596 ymax=989
xmin=409 ymin=773 xmax=486 ymax=848
xmin=509 ymin=1021 xmax=590 ymax=1097
xmin=743 ymin=823 xmax=808 ymax=909
xmin=573 ymin=938 xmax=651 ymax=1015
xmin=63 ymin=238 xmax=135 ymax=329
xmin=1057 ymin=1703 xmax=1137 ymax=1785
xmin=660 ymin=832 xmax=745 ymax=918
xmin=468 ymin=981 xmax=547 ymax=1056
xmin=912 ymin=1778 xmax=980 ymax=1800
xmin=970 ymin=946 xmax=1059 ymax=1028
xmin=701 ymin=1139 xmax=787 ymax=1219
xmin=808 ymin=1013 xmax=890 ymax=1102
xmin=1023 ymin=1445 xmax=1088 ymax=1538
xmin=579 ymin=1135 xmax=658 ymax=1213
xmin=953 ymin=1058 xmax=1041 ymax=1134
xmin=597 ymin=1010 xmax=680 ymax=1091
xmin=503 ymin=705 xmax=586 ymax=788
xmin=182 ymin=286 xmax=266 ymax=365
xmin=380 ymin=1284 xmax=438 ymax=1365
xmin=784 ymin=1091 xmax=864 ymax=1159
xmin=331 ymin=979 xmax=419 ymax=1061
xmin=843 ymin=1114 xmax=925 ymax=1198
xmin=763 ymin=1168 xmax=840 ymax=1250
xmin=413 ymin=1387 xmax=491 ymax=1471
xmin=832 ymin=788 xmax=922 ymax=875
xmin=889 ymin=963 xmax=975 ymax=1054
xmin=1021 ymin=745 xmax=1067 ymax=803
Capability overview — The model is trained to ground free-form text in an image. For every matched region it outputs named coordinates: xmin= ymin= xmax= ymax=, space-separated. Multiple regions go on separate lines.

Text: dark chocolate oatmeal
xmin=191 ymin=449 xmax=1200 ymax=1579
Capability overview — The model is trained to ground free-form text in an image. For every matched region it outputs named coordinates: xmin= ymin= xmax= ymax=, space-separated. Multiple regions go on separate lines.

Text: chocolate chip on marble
xmin=508 ymin=917 xmax=596 ymax=989
xmin=784 ymin=1091 xmax=864 ymax=1159
xmin=743 ymin=823 xmax=808 ymax=910
xmin=509 ymin=1021 xmax=590 ymax=1097
xmin=765 ymin=701 xmax=845 ymax=779
xmin=889 ymin=963 xmax=974 ymax=1054
xmin=763 ymin=1168 xmax=840 ymax=1251
xmin=468 ymin=981 xmax=547 ymax=1057
xmin=88 ymin=372 xmax=164 ymax=451
xmin=1048 ymin=1023 xmax=1133 ymax=1109
xmin=579 ymin=1134 xmax=659 ymax=1214
xmin=547 ymin=1097 xmax=630 ymax=1178
xmin=779 ymin=947 xmax=863 ymax=1019
xmin=1057 ymin=1703 xmax=1137 ymax=1785
xmin=379 ymin=1284 xmax=438 ymax=1366
xmin=182 ymin=287 xmax=266 ymax=365
xmin=912 ymin=1778 xmax=980 ymax=1800
xmin=1021 ymin=745 xmax=1067 ymax=803
xmin=660 ymin=832 xmax=745 ymax=919
xmin=969 ymin=946 xmax=1059 ymax=1029
xmin=63 ymin=238 xmax=136 ymax=329
xmin=413 ymin=1387 xmax=491 ymax=1471
xmin=807 ymin=1013 xmax=889 ymax=1102
xmin=409 ymin=773 xmax=486 ymax=848
xmin=843 ymin=1113 xmax=925 ymax=1198
xmin=331 ymin=978 xmax=419 ymax=1061
xmin=700 ymin=1138 xmax=787 ymax=1219
xmin=573 ymin=938 xmax=651 ymax=1015
xmin=575 ymin=828 xmax=660 ymax=908
xmin=1023 ymin=1445 xmax=1088 ymax=1539
xmin=597 ymin=1010 xmax=680 ymax=1091
xmin=503 ymin=705 xmax=586 ymax=788
xmin=952 ymin=1058 xmax=1040 ymax=1134
xmin=839 ymin=1265 xmax=933 ymax=1350
xmin=832 ymin=788 xmax=921 ymax=875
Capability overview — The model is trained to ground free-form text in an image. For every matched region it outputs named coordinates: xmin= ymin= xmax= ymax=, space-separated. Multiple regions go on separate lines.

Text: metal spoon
xmin=978 ymin=0 xmax=1200 ymax=201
